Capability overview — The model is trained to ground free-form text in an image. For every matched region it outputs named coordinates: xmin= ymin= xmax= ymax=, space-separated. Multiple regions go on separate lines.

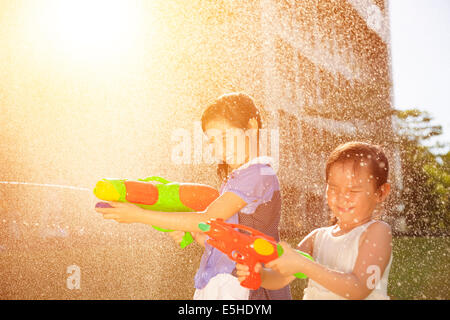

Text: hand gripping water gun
xmin=94 ymin=176 xmax=219 ymax=248
xmin=198 ymin=218 xmax=314 ymax=290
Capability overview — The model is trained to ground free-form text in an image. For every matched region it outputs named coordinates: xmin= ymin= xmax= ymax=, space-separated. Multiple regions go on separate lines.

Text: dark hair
xmin=325 ymin=141 xmax=390 ymax=225
xmin=201 ymin=92 xmax=262 ymax=181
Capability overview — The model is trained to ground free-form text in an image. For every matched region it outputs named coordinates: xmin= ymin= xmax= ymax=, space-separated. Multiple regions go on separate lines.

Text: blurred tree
xmin=393 ymin=109 xmax=449 ymax=236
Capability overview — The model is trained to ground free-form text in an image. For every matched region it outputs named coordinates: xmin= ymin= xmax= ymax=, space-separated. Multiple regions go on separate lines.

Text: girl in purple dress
xmin=96 ymin=92 xmax=291 ymax=300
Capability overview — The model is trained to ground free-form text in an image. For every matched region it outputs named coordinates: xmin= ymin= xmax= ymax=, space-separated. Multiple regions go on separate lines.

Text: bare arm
xmin=267 ymin=222 xmax=392 ymax=299
xmin=97 ymin=191 xmax=248 ymax=232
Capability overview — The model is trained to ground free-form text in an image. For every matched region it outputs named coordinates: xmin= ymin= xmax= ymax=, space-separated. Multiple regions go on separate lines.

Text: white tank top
xmin=303 ymin=220 xmax=392 ymax=300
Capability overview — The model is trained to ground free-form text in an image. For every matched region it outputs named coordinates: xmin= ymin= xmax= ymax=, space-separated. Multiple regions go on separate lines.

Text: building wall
xmin=258 ymin=0 xmax=401 ymax=233
xmin=164 ymin=0 xmax=401 ymax=234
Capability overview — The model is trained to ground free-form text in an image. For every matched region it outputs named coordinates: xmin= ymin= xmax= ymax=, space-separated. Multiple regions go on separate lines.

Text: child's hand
xmin=95 ymin=201 xmax=144 ymax=224
xmin=266 ymin=241 xmax=305 ymax=277
xmin=169 ymin=230 xmax=186 ymax=245
xmin=235 ymin=262 xmax=262 ymax=284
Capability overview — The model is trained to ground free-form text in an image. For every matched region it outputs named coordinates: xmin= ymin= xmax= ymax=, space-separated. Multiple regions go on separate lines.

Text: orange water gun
xmin=198 ymin=218 xmax=314 ymax=290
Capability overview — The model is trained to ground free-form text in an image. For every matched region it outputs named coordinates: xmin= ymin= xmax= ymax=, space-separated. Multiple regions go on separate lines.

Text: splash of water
xmin=0 ymin=181 xmax=90 ymax=192
xmin=0 ymin=181 xmax=92 ymax=237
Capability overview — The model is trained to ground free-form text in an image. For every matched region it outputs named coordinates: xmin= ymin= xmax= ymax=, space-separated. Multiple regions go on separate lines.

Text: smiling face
xmin=326 ymin=159 xmax=382 ymax=226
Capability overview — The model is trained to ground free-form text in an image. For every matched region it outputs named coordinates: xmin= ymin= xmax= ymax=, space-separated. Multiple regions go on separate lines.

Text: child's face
xmin=204 ymin=119 xmax=250 ymax=167
xmin=326 ymin=160 xmax=384 ymax=225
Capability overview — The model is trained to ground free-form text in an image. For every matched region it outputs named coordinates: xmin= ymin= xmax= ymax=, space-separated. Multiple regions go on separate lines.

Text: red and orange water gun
xmin=198 ymin=218 xmax=314 ymax=290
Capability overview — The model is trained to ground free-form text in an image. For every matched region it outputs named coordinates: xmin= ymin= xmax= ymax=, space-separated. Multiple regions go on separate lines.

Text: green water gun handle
xmin=276 ymin=244 xmax=314 ymax=279
xmin=152 ymin=225 xmax=194 ymax=249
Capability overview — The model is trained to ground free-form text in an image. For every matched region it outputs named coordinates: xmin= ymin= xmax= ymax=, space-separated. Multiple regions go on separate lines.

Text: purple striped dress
xmin=194 ymin=156 xmax=292 ymax=300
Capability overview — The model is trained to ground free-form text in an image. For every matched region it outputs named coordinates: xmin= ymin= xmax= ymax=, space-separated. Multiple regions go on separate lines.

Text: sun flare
xmin=25 ymin=0 xmax=147 ymax=63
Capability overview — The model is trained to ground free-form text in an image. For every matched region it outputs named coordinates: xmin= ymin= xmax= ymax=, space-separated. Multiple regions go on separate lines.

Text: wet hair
xmin=201 ymin=92 xmax=262 ymax=181
xmin=325 ymin=141 xmax=390 ymax=225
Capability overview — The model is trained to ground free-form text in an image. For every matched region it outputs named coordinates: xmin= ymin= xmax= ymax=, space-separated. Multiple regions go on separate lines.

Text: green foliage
xmin=392 ymin=109 xmax=449 ymax=236
xmin=387 ymin=237 xmax=450 ymax=300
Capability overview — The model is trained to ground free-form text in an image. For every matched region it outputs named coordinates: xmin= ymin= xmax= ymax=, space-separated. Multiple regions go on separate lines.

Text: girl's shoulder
xmin=365 ymin=220 xmax=392 ymax=234
xmin=236 ymin=156 xmax=275 ymax=170
xmin=230 ymin=157 xmax=279 ymax=183
xmin=222 ymin=157 xmax=280 ymax=206
xmin=359 ymin=220 xmax=392 ymax=246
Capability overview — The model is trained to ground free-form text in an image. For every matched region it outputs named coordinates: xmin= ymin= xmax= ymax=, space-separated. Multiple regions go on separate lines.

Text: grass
xmin=280 ymin=236 xmax=450 ymax=300
xmin=387 ymin=237 xmax=449 ymax=300
xmin=0 ymin=235 xmax=448 ymax=299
